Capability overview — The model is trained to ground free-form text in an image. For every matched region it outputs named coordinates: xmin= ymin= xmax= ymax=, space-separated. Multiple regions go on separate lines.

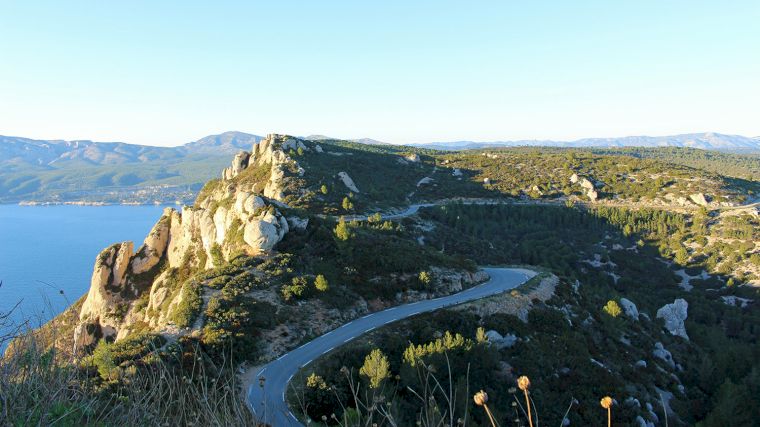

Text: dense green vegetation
xmin=295 ymin=203 xmax=760 ymax=425
xmin=588 ymin=146 xmax=760 ymax=182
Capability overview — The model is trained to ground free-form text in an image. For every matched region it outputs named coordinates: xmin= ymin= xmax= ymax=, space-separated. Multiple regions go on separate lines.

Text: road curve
xmin=246 ymin=267 xmax=536 ymax=426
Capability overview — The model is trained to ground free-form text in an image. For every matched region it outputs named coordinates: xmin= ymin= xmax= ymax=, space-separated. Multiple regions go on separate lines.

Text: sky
xmin=1 ymin=1 xmax=759 ymax=146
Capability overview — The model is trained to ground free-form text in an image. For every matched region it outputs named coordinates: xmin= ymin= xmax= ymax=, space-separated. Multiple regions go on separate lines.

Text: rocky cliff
xmin=73 ymin=134 xmax=309 ymax=352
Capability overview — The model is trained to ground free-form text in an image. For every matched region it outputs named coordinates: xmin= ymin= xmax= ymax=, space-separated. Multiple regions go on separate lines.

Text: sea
xmin=0 ymin=204 xmax=167 ymax=346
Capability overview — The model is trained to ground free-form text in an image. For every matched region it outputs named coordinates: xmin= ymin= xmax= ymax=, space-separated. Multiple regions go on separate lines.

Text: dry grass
xmin=1 ymin=311 xmax=258 ymax=426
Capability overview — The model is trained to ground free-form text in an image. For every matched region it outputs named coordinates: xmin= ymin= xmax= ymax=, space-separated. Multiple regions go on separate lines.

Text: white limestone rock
xmin=130 ymin=209 xmax=171 ymax=275
xmin=243 ymin=210 xmax=289 ymax=253
xmin=405 ymin=153 xmax=420 ymax=163
xmin=653 ymin=342 xmax=675 ymax=368
xmin=656 ymin=298 xmax=689 ymax=340
xmin=485 ymin=330 xmax=518 ymax=349
xmin=619 ymin=298 xmax=639 ymax=320
xmin=337 ymin=171 xmax=360 ymax=193
xmin=689 ymin=193 xmax=710 ymax=207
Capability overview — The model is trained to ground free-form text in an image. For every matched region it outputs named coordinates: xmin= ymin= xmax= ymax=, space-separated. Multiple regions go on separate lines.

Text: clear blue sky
xmin=1 ymin=1 xmax=758 ymax=146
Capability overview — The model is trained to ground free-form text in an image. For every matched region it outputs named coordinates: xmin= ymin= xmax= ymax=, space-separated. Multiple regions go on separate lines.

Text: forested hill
xmin=419 ymin=132 xmax=760 ymax=152
xmin=587 ymin=147 xmax=760 ymax=182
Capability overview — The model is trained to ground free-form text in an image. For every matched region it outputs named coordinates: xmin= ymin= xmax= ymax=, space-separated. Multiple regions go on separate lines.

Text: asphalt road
xmin=246 ymin=267 xmax=536 ymax=426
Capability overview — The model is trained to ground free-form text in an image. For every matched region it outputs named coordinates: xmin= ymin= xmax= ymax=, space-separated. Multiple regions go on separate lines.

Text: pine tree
xmin=359 ymin=349 xmax=390 ymax=389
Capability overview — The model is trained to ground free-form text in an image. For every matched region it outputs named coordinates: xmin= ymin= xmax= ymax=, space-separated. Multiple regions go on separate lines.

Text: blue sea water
xmin=0 ymin=204 xmax=167 ymax=339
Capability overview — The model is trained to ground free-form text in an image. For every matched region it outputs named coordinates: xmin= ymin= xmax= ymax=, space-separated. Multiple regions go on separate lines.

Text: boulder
xmin=579 ymin=178 xmax=594 ymax=191
xmin=689 ymin=193 xmax=710 ymax=207
xmin=569 ymin=173 xmax=579 ymax=184
xmin=287 ymin=216 xmax=309 ymax=231
xmin=652 ymin=342 xmax=675 ymax=368
xmin=405 ymin=153 xmax=420 ymax=163
xmin=656 ymin=298 xmax=689 ymax=340
xmin=337 ymin=171 xmax=360 ymax=193
xmin=243 ymin=211 xmax=289 ymax=252
xmin=619 ymin=298 xmax=639 ymax=320
xmin=485 ymin=330 xmax=518 ymax=349
xmin=416 ymin=177 xmax=433 ymax=186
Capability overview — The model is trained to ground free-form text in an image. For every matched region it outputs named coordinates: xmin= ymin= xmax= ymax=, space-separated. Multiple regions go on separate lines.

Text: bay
xmin=0 ymin=204 xmax=167 ymax=341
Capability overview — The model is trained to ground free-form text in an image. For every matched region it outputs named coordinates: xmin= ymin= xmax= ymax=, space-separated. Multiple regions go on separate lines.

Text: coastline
xmin=16 ymin=200 xmax=186 ymax=207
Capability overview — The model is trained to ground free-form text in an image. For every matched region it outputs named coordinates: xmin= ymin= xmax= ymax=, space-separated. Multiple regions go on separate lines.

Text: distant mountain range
xmin=0 ymin=131 xmax=262 ymax=171
xmin=1 ymin=130 xmax=758 ymax=204
xmin=415 ymin=132 xmax=760 ymax=152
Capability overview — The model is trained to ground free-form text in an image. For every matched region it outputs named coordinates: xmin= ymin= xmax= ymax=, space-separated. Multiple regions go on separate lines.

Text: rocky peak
xmin=73 ymin=134 xmax=311 ymax=353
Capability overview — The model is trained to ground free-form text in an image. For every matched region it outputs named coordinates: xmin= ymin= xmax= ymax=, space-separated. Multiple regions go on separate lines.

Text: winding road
xmin=246 ymin=267 xmax=536 ymax=426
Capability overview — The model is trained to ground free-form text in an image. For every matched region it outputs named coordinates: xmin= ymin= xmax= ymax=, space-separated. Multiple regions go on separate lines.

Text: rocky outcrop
xmin=485 ymin=330 xmax=518 ymax=349
xmin=405 ymin=153 xmax=420 ymax=163
xmin=73 ymin=135 xmax=311 ymax=353
xmin=619 ymin=298 xmax=639 ymax=320
xmin=689 ymin=193 xmax=710 ymax=207
xmin=652 ymin=342 xmax=675 ymax=368
xmin=570 ymin=174 xmax=599 ymax=201
xmin=656 ymin=299 xmax=689 ymax=340
xmin=337 ymin=171 xmax=360 ymax=193
xmin=223 ymin=151 xmax=251 ymax=180
xmin=429 ymin=267 xmax=489 ymax=293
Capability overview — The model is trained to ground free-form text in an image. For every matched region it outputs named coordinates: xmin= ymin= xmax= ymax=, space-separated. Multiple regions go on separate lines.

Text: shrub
xmin=418 ymin=271 xmax=432 ymax=286
xmin=314 ymin=274 xmax=329 ymax=292
xmin=169 ymin=281 xmax=203 ymax=327
xmin=603 ymin=300 xmax=622 ymax=318
xmin=281 ymin=276 xmax=308 ymax=301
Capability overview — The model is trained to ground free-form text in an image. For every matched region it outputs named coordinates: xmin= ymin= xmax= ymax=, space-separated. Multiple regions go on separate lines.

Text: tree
xmin=334 ymin=217 xmax=353 ymax=241
xmin=418 ymin=271 xmax=432 ymax=286
xmin=342 ymin=196 xmax=354 ymax=211
xmin=320 ymin=184 xmax=328 ymax=195
xmin=314 ymin=274 xmax=329 ymax=292
xmin=368 ymin=212 xmax=382 ymax=223
xmin=92 ymin=340 xmax=117 ymax=380
xmin=603 ymin=300 xmax=622 ymax=318
xmin=476 ymin=326 xmax=488 ymax=344
xmin=360 ymin=349 xmax=390 ymax=389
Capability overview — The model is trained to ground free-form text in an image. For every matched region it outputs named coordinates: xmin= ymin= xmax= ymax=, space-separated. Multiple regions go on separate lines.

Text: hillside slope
xmin=17 ymin=133 xmax=760 ymax=426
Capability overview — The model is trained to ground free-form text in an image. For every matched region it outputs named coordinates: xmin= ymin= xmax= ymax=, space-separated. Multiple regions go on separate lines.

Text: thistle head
xmin=517 ymin=376 xmax=531 ymax=391
xmin=600 ymin=396 xmax=613 ymax=409
xmin=473 ymin=390 xmax=488 ymax=406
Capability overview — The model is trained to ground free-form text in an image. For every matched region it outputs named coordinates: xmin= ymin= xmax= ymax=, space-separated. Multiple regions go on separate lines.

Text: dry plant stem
xmin=607 ymin=406 xmax=611 ymax=427
xmin=558 ymin=398 xmax=575 ymax=427
xmin=524 ymin=389 xmax=534 ymax=427
xmin=482 ymin=403 xmax=497 ymax=427
xmin=660 ymin=393 xmax=669 ymax=427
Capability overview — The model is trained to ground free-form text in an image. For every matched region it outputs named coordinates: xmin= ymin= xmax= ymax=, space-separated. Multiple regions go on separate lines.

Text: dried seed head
xmin=517 ymin=376 xmax=531 ymax=391
xmin=473 ymin=390 xmax=488 ymax=406
xmin=600 ymin=396 xmax=613 ymax=409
